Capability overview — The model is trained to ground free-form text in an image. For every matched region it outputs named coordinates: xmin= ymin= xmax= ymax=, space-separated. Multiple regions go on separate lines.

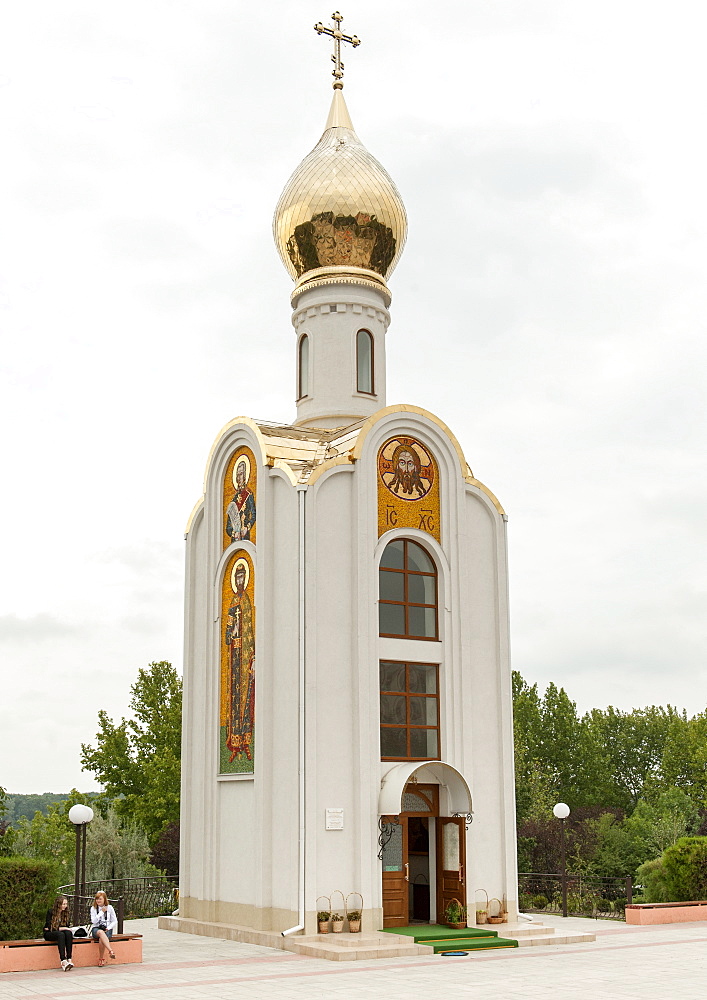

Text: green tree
xmin=626 ymin=788 xmax=700 ymax=857
xmin=11 ymin=791 xmax=98 ymax=886
xmin=583 ymin=706 xmax=677 ymax=810
xmin=84 ymin=806 xmax=159 ymax=882
xmin=80 ymin=661 xmax=182 ymax=842
xmin=660 ymin=713 xmax=707 ymax=807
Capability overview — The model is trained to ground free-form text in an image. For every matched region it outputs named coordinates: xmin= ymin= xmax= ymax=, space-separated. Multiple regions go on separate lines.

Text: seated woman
xmin=90 ymin=890 xmax=118 ymax=966
xmin=43 ymin=895 xmax=74 ymax=971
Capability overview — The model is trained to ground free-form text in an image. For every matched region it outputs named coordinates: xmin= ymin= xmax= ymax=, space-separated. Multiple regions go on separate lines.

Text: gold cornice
xmin=464 ymin=477 xmax=506 ymax=516
xmin=202 ymin=416 xmax=268 ymax=494
xmin=184 ymin=497 xmax=204 ymax=538
xmin=306 ymin=453 xmax=356 ymax=487
xmin=291 ymin=266 xmax=391 ymax=308
xmin=267 ymin=459 xmax=299 ymax=485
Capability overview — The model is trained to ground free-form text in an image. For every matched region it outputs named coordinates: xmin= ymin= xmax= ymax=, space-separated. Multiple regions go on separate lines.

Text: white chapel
xmin=174 ymin=13 xmax=518 ymax=940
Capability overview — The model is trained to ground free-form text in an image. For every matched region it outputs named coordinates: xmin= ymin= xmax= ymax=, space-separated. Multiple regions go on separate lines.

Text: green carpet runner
xmin=380 ymin=923 xmax=518 ymax=954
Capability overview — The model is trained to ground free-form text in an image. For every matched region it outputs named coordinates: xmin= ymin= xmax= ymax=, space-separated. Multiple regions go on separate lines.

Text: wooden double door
xmin=381 ymin=783 xmax=466 ymax=927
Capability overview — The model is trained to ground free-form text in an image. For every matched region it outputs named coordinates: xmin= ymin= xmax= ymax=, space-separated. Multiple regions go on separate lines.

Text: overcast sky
xmin=1 ymin=1 xmax=705 ymax=794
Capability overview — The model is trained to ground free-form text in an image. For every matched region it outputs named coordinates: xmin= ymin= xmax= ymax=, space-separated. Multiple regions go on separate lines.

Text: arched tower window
xmin=297 ymin=334 xmax=309 ymax=399
xmin=356 ymin=329 xmax=374 ymax=394
xmin=379 ymin=538 xmax=438 ymax=639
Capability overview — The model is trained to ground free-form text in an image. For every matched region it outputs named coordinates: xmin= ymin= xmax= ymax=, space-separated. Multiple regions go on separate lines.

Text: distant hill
xmin=3 ymin=793 xmax=86 ymax=825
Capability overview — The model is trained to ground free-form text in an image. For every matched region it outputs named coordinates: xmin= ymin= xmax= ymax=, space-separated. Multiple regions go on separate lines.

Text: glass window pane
xmin=443 ymin=821 xmax=460 ymax=868
xmin=298 ymin=335 xmax=309 ymax=397
xmin=379 ymin=569 xmax=404 ymax=601
xmin=357 ymin=330 xmax=373 ymax=393
xmin=380 ymin=661 xmax=405 ymax=692
xmin=409 ymin=696 xmax=437 ymax=725
xmin=406 ymin=541 xmax=433 ymax=574
xmin=408 ymin=605 xmax=436 ymax=638
xmin=380 ymin=540 xmax=404 ymax=569
xmin=380 ymin=694 xmax=406 ymax=724
xmin=381 ymin=727 xmax=407 ymax=758
xmin=381 ymin=820 xmax=402 ymax=871
xmin=408 ymin=664 xmax=433 ymax=693
xmin=410 ymin=728 xmax=438 ymax=758
xmin=408 ymin=573 xmax=435 ymax=605
xmin=379 ymin=602 xmax=405 ymax=635
xmin=409 ymin=698 xmax=425 ymax=724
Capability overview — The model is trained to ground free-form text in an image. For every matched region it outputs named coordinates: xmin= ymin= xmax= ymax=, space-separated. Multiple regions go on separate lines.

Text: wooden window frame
xmin=380 ymin=660 xmax=440 ymax=762
xmin=379 ymin=538 xmax=438 ymax=640
xmin=356 ymin=329 xmax=375 ymax=395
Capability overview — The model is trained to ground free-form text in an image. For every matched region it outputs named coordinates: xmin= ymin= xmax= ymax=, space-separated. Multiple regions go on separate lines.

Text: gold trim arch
xmin=351 ymin=404 xmax=506 ymax=516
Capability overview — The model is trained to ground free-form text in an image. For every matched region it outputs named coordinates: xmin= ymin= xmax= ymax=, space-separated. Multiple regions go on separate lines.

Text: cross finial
xmin=314 ymin=11 xmax=360 ymax=90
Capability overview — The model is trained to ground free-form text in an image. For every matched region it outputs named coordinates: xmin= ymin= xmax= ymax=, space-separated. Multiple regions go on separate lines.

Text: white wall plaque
xmin=325 ymin=808 xmax=344 ymax=830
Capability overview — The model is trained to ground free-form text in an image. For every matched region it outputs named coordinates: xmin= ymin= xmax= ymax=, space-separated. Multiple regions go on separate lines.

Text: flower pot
xmin=348 ymin=919 xmax=361 ymax=933
xmin=318 ymin=921 xmax=329 ymax=934
xmin=332 ymin=919 xmax=344 ymax=933
xmin=476 ymin=909 xmax=488 ymax=924
xmin=448 ymin=921 xmax=467 ymax=930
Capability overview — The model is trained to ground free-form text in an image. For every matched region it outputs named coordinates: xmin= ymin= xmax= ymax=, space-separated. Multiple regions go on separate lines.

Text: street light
xmin=68 ymin=804 xmax=94 ymax=924
xmin=553 ymin=802 xmax=570 ymax=918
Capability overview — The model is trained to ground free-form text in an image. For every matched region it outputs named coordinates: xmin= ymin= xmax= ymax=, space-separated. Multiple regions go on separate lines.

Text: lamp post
xmin=68 ymin=804 xmax=94 ymax=924
xmin=553 ymin=802 xmax=570 ymax=918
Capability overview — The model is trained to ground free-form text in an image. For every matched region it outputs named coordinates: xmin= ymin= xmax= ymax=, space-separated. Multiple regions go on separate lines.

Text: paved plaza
xmin=2 ymin=914 xmax=706 ymax=1000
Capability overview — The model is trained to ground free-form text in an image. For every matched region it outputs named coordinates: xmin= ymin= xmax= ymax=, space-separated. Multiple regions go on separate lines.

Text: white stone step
xmin=284 ymin=932 xmax=432 ymax=962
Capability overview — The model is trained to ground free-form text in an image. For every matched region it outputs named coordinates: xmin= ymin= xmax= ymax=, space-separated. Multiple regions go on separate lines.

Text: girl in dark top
xmin=43 ymin=895 xmax=74 ymax=971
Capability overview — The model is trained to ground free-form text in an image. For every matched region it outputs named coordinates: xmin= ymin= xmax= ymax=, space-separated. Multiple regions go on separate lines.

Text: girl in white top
xmin=90 ymin=891 xmax=118 ymax=966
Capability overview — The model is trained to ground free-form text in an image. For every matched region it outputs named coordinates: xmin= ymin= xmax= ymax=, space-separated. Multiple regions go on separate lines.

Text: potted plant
xmin=346 ymin=891 xmax=363 ymax=933
xmin=317 ymin=910 xmax=331 ymax=933
xmin=475 ymin=888 xmax=489 ymax=924
xmin=444 ymin=899 xmax=467 ymax=930
xmin=331 ymin=912 xmax=345 ymax=933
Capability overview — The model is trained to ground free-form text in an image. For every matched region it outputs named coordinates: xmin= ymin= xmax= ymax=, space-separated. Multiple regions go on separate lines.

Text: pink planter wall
xmin=625 ymin=902 xmax=707 ymax=925
xmin=0 ymin=935 xmax=142 ymax=973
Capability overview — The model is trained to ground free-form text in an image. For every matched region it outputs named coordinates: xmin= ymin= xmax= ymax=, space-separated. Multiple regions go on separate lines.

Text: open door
xmin=436 ymin=816 xmax=466 ymax=921
xmin=381 ymin=816 xmax=408 ymax=927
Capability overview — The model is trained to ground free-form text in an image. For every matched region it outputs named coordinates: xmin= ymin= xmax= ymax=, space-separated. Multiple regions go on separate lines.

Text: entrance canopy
xmin=379 ymin=761 xmax=472 ymax=816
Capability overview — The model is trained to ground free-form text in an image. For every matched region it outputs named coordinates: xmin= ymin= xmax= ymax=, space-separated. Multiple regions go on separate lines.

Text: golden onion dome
xmin=273 ymin=89 xmax=407 ymax=287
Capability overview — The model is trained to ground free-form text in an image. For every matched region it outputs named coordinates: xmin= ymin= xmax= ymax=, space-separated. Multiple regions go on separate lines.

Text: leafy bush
xmin=636 ymin=857 xmax=672 ymax=902
xmin=640 ymin=837 xmax=707 ymax=902
xmin=0 ymin=856 xmax=59 ymax=940
xmin=531 ymin=894 xmax=548 ymax=909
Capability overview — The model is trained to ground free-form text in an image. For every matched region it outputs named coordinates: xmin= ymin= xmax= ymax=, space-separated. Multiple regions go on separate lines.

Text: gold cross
xmin=314 ymin=11 xmax=361 ymax=89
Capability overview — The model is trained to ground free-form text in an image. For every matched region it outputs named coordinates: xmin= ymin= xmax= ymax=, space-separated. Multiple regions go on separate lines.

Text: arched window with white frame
xmin=356 ymin=329 xmax=374 ymax=394
xmin=297 ymin=333 xmax=309 ymax=399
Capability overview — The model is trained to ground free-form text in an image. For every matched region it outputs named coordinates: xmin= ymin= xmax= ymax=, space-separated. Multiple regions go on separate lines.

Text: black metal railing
xmin=518 ymin=872 xmax=632 ymax=920
xmin=58 ymin=876 xmax=179 ymax=929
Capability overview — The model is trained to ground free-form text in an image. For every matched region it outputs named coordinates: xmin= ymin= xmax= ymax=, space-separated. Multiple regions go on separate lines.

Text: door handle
xmin=404 ymin=863 xmax=410 ymax=882
xmin=459 ymin=865 xmax=464 ymax=885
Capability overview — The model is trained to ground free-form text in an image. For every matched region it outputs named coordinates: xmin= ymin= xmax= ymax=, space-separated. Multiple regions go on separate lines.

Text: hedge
xmin=0 ymin=856 xmax=60 ymax=940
